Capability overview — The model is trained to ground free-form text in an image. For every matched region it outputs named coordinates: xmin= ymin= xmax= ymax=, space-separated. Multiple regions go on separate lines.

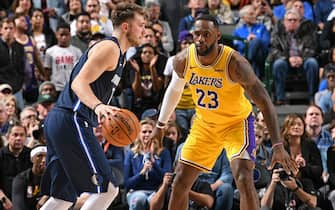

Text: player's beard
xmin=197 ymin=42 xmax=216 ymax=56
xmin=126 ymin=30 xmax=140 ymax=47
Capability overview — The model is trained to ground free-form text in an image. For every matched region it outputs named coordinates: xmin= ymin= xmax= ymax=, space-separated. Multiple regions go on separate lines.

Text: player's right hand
xmin=94 ymin=104 xmax=120 ymax=123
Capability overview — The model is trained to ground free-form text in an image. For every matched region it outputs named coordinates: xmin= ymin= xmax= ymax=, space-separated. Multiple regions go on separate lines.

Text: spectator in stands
xmin=261 ymin=167 xmax=319 ymax=210
xmin=255 ymin=123 xmax=271 ymax=167
xmin=273 ymin=0 xmax=314 ymax=22
xmin=314 ymin=0 xmax=334 ymax=30
xmin=233 ymin=5 xmax=270 ymax=78
xmin=32 ymin=0 xmax=66 ymax=32
xmin=163 ymin=30 xmax=195 ymax=142
xmin=0 ymin=123 xmax=32 ymax=210
xmin=71 ymin=12 xmax=92 ymax=53
xmin=71 ymin=0 xmax=113 ymax=36
xmin=35 ymin=94 xmax=56 ymax=121
xmin=163 ymin=122 xmax=183 ymax=165
xmin=207 ymin=0 xmax=235 ymax=25
xmin=0 ymin=17 xmax=26 ymax=110
xmin=261 ymin=113 xmax=322 ymax=210
xmin=149 ymin=172 xmax=215 ymax=210
xmin=178 ymin=0 xmax=207 ymax=33
xmin=198 ymin=149 xmax=234 ymax=210
xmin=129 ymin=43 xmax=164 ymax=118
xmin=250 ymin=0 xmax=276 ymax=32
xmin=315 ymin=63 xmax=335 ymax=122
xmin=44 ymin=23 xmax=82 ymax=94
xmin=19 ymin=106 xmax=39 ymax=145
xmin=124 ymin=119 xmax=172 ymax=210
xmin=145 ymin=0 xmax=174 ymax=54
xmin=2 ymin=95 xmax=18 ymax=125
xmin=255 ymin=110 xmax=272 ymax=149
xmin=12 ymin=145 xmax=46 ymax=210
xmin=304 ymin=105 xmax=334 ymax=188
xmin=14 ymin=12 xmax=46 ymax=104
xmin=319 ymin=19 xmax=335 ymax=58
xmin=38 ymin=81 xmax=57 ymax=99
xmin=62 ymin=0 xmax=83 ymax=25
xmin=151 ymin=22 xmax=170 ymax=56
xmin=268 ymin=9 xmax=318 ymax=105
xmin=30 ymin=8 xmax=57 ymax=65
xmin=0 ymin=84 xmax=12 ymax=101
xmin=0 ymin=102 xmax=10 ymax=138
xmin=11 ymin=0 xmax=34 ymax=31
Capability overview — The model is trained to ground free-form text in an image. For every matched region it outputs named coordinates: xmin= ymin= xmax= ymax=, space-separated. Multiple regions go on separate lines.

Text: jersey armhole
xmin=225 ymin=48 xmax=235 ymax=84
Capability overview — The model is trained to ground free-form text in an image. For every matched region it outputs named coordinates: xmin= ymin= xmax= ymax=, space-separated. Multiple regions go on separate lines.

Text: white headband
xmin=30 ymin=146 xmax=47 ymax=160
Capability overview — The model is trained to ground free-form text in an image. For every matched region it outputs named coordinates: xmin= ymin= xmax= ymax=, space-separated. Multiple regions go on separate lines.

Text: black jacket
xmin=0 ymin=39 xmax=25 ymax=93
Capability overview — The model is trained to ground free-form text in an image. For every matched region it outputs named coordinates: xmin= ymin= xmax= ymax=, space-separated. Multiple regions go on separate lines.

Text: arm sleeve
xmin=158 ymin=71 xmax=186 ymax=124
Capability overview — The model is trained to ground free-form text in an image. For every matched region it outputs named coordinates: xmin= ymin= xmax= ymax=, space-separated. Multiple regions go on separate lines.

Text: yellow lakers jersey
xmin=183 ymin=44 xmax=252 ymax=125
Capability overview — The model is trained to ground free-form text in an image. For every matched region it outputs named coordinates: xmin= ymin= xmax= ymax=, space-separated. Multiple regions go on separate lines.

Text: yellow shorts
xmin=179 ymin=113 xmax=256 ymax=171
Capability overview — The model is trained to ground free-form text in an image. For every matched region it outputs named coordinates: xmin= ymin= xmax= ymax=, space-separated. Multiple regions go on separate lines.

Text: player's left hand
xmin=268 ymin=144 xmax=298 ymax=176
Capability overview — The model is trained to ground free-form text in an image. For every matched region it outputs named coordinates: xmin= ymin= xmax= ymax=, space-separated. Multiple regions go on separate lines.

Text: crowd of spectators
xmin=0 ymin=0 xmax=335 ymax=209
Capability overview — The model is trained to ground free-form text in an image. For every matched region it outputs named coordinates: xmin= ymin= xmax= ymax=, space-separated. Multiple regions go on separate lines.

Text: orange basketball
xmin=101 ymin=109 xmax=140 ymax=147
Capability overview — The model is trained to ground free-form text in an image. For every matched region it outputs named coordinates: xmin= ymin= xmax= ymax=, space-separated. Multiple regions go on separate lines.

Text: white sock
xmin=80 ymin=183 xmax=119 ymax=210
xmin=40 ymin=197 xmax=73 ymax=210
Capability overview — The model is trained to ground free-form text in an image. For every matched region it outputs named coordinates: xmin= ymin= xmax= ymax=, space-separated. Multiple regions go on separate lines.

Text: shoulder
xmin=89 ymin=40 xmax=119 ymax=56
xmin=173 ymin=48 xmax=189 ymax=77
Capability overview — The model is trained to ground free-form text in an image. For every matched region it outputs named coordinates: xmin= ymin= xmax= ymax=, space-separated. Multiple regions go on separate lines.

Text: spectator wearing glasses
xmin=268 ymin=9 xmax=319 ymax=105
xmin=19 ymin=106 xmax=39 ymax=147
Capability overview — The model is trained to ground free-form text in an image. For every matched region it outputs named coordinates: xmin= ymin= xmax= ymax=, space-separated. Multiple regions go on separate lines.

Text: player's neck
xmin=112 ymin=30 xmax=130 ymax=54
xmin=197 ymin=44 xmax=221 ymax=66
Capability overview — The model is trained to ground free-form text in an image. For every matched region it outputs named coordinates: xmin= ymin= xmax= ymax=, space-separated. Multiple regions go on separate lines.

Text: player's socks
xmin=81 ymin=182 xmax=119 ymax=210
xmin=40 ymin=197 xmax=73 ymax=210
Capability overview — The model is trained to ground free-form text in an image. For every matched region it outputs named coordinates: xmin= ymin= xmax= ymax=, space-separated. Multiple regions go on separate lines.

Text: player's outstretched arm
xmin=150 ymin=49 xmax=187 ymax=143
xmin=228 ymin=52 xmax=298 ymax=175
xmin=71 ymin=41 xmax=121 ymax=120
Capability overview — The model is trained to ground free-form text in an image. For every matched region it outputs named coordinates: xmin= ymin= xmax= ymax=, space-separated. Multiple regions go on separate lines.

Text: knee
xmin=272 ymin=59 xmax=288 ymax=73
xmin=128 ymin=193 xmax=148 ymax=210
xmin=216 ymin=183 xmax=234 ymax=198
xmin=304 ymin=58 xmax=319 ymax=70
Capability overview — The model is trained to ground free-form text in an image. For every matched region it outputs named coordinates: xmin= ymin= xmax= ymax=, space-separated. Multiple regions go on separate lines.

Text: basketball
xmin=101 ymin=109 xmax=140 ymax=147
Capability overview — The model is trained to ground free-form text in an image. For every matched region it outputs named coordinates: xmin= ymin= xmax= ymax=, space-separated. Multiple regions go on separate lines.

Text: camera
xmin=279 ymin=170 xmax=290 ymax=180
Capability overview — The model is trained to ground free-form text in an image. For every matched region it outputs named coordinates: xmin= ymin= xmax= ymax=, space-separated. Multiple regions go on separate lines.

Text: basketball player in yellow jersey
xmin=151 ymin=14 xmax=298 ymax=210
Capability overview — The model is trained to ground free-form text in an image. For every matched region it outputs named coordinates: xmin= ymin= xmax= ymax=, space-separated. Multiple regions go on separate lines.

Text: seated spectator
xmin=207 ymin=0 xmax=235 ymax=25
xmin=268 ymin=9 xmax=318 ymax=105
xmin=149 ymin=172 xmax=215 ymax=210
xmin=261 ymin=167 xmax=319 ymax=210
xmin=44 ymin=23 xmax=82 ymax=94
xmin=35 ymin=93 xmax=56 ymax=121
xmin=233 ymin=5 xmax=270 ymax=78
xmin=315 ymin=63 xmax=335 ymax=122
xmin=0 ymin=84 xmax=13 ymax=101
xmin=314 ymin=0 xmax=334 ymax=30
xmin=318 ymin=47 xmax=335 ymax=91
xmin=273 ymin=0 xmax=314 ymax=22
xmin=124 ymin=119 xmax=172 ymax=210
xmin=2 ymin=95 xmax=19 ymax=125
xmin=19 ymin=106 xmax=39 ymax=145
xmin=255 ymin=123 xmax=271 ymax=167
xmin=0 ymin=102 xmax=10 ymax=138
xmin=38 ymin=81 xmax=57 ymax=99
xmin=12 ymin=145 xmax=47 ymax=210
xmin=0 ymin=123 xmax=32 ymax=209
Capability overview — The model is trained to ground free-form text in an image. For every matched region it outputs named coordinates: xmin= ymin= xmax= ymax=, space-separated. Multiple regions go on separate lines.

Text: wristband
xmin=272 ymin=142 xmax=283 ymax=150
xmin=92 ymin=102 xmax=103 ymax=113
xmin=156 ymin=121 xmax=166 ymax=129
xmin=292 ymin=186 xmax=300 ymax=192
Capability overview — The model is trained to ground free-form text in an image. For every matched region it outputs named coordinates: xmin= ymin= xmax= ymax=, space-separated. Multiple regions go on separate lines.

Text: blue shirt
xmin=273 ymin=2 xmax=315 ymax=22
xmin=233 ymin=23 xmax=270 ymax=55
xmin=314 ymin=128 xmax=334 ymax=173
xmin=124 ymin=149 xmax=172 ymax=191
